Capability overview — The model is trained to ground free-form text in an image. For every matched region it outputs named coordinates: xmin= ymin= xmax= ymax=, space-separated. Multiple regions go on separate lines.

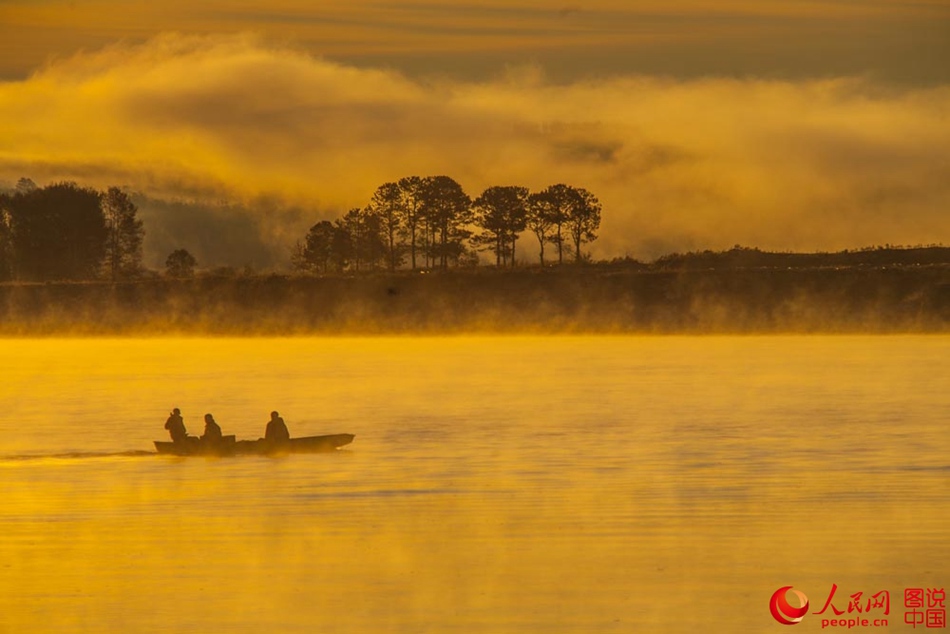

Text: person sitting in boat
xmin=265 ymin=411 xmax=290 ymax=443
xmin=201 ymin=413 xmax=223 ymax=442
xmin=164 ymin=408 xmax=189 ymax=443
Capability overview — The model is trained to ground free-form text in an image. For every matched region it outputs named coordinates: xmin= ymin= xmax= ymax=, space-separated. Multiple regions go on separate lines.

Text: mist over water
xmin=1 ymin=336 xmax=948 ymax=632
xmin=2 ymin=265 xmax=947 ymax=336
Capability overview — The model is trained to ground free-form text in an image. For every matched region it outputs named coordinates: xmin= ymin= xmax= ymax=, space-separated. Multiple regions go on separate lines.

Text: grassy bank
xmin=2 ymin=264 xmax=948 ymax=335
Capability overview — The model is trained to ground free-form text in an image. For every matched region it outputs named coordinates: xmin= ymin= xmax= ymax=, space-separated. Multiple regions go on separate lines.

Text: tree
xmin=290 ymin=240 xmax=309 ymax=272
xmin=472 ymin=185 xmax=528 ymax=267
xmin=102 ymin=187 xmax=144 ymax=280
xmin=165 ymin=248 xmax=197 ymax=278
xmin=367 ymin=182 xmax=405 ymax=271
xmin=336 ymin=209 xmax=362 ymax=272
xmin=534 ymin=184 xmax=600 ymax=264
xmin=397 ymin=176 xmax=426 ymax=270
xmin=419 ymin=175 xmax=472 ymax=269
xmin=5 ymin=182 xmax=106 ymax=281
xmin=359 ymin=209 xmax=387 ymax=271
xmin=566 ymin=187 xmax=601 ymax=262
xmin=295 ymin=220 xmax=350 ymax=274
xmin=0 ymin=192 xmax=12 ymax=281
xmin=298 ymin=221 xmax=335 ymax=273
xmin=338 ymin=207 xmax=386 ymax=272
xmin=526 ymin=191 xmax=556 ymax=266
xmin=15 ymin=178 xmax=37 ymax=195
xmin=542 ymin=184 xmax=577 ymax=265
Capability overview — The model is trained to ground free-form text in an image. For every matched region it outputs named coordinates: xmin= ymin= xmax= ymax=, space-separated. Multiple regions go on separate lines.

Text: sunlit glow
xmin=0 ymin=336 xmax=948 ymax=631
xmin=2 ymin=33 xmax=949 ymax=260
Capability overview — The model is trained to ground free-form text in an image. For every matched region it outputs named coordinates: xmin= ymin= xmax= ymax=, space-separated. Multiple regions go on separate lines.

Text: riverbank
xmin=2 ymin=264 xmax=948 ymax=334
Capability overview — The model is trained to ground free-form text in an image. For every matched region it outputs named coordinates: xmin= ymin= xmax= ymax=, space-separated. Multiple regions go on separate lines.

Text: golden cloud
xmin=1 ymin=33 xmax=949 ymax=260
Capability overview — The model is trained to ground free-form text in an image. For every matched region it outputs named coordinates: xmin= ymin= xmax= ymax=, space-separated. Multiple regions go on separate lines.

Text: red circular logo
xmin=770 ymin=586 xmax=810 ymax=625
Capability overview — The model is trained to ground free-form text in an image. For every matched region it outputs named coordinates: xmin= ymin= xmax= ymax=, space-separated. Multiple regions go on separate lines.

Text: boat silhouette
xmin=154 ymin=433 xmax=355 ymax=456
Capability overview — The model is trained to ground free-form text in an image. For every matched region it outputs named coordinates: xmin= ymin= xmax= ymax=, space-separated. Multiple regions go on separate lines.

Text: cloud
xmin=1 ymin=33 xmax=949 ymax=264
xmin=3 ymin=1 xmax=949 ymax=83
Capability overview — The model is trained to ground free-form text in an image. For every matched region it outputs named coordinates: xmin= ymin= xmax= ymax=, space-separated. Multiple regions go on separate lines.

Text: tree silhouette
xmin=295 ymin=220 xmax=351 ymax=273
xmin=337 ymin=207 xmax=386 ymax=272
xmin=298 ymin=221 xmax=334 ymax=273
xmin=360 ymin=209 xmax=387 ymax=271
xmin=567 ymin=187 xmax=601 ymax=262
xmin=542 ymin=184 xmax=579 ymax=265
xmin=526 ymin=190 xmax=556 ymax=266
xmin=294 ymin=176 xmax=604 ymax=272
xmin=397 ymin=176 xmax=425 ymax=270
xmin=5 ymin=182 xmax=106 ymax=281
xmin=0 ymin=192 xmax=12 ymax=281
xmin=336 ymin=209 xmax=361 ymax=272
xmin=367 ymin=182 xmax=405 ymax=272
xmin=473 ymin=185 xmax=528 ymax=267
xmin=290 ymin=240 xmax=308 ymax=272
xmin=102 ymin=187 xmax=144 ymax=280
xmin=15 ymin=178 xmax=37 ymax=195
xmin=420 ymin=175 xmax=472 ymax=269
xmin=165 ymin=248 xmax=197 ymax=278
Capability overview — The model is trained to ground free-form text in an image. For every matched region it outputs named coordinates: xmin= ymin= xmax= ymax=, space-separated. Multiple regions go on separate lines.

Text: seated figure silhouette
xmin=265 ymin=411 xmax=290 ymax=443
xmin=164 ymin=408 xmax=189 ymax=443
xmin=201 ymin=413 xmax=223 ymax=442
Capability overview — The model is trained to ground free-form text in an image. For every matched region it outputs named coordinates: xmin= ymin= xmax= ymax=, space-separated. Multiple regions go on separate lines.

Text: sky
xmin=1 ymin=0 xmax=949 ymax=266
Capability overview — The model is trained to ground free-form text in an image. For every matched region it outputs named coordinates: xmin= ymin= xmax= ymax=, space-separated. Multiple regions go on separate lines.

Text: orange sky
xmin=2 ymin=0 xmax=948 ymax=82
xmin=1 ymin=1 xmax=948 ymax=263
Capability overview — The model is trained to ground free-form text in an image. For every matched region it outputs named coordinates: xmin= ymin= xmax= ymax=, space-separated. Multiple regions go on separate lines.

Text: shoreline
xmin=2 ymin=265 xmax=947 ymax=335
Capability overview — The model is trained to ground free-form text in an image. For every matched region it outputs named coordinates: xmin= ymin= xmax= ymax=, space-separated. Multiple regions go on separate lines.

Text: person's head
xmin=173 ymin=407 xmax=180 ymax=415
xmin=270 ymin=411 xmax=279 ymax=419
xmin=204 ymin=413 xmax=214 ymax=423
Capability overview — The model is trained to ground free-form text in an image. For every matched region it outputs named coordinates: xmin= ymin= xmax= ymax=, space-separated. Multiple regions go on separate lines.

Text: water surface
xmin=1 ymin=336 xmax=947 ymax=632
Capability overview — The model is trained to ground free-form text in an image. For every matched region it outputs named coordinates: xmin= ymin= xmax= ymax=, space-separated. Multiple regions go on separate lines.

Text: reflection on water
xmin=1 ymin=336 xmax=948 ymax=632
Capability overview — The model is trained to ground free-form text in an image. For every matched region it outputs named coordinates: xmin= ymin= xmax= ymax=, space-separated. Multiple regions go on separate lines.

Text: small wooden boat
xmin=154 ymin=433 xmax=354 ymax=456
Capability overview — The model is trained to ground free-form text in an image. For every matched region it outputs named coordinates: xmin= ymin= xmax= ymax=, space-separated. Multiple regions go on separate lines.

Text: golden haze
xmin=1 ymin=34 xmax=949 ymax=259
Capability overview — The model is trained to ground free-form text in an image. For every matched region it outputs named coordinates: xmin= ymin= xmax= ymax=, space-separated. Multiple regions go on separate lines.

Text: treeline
xmin=4 ymin=176 xmax=948 ymax=284
xmin=652 ymin=245 xmax=950 ymax=270
xmin=0 ymin=179 xmax=212 ymax=282
xmin=292 ymin=177 xmax=602 ymax=273
xmin=1 ymin=175 xmax=602 ymax=280
xmin=0 ymin=179 xmax=146 ymax=282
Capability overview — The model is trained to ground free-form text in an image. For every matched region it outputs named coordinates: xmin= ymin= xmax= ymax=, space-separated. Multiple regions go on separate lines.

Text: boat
xmin=154 ymin=433 xmax=355 ymax=456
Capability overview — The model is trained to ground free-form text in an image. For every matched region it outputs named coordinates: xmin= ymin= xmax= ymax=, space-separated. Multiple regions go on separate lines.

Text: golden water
xmin=1 ymin=336 xmax=947 ymax=633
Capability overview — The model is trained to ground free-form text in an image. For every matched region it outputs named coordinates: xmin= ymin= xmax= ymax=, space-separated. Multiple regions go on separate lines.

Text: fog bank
xmin=1 ymin=34 xmax=949 ymax=264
